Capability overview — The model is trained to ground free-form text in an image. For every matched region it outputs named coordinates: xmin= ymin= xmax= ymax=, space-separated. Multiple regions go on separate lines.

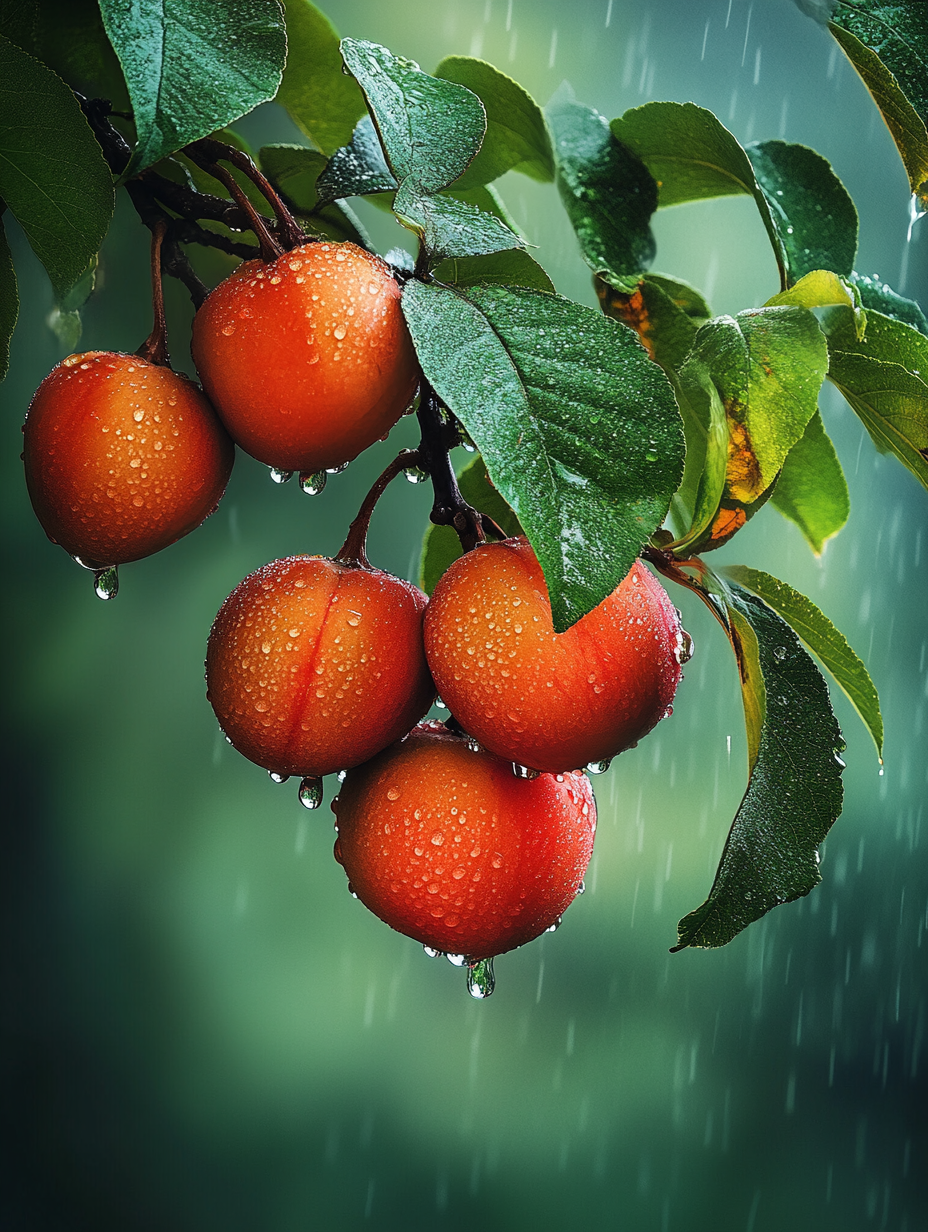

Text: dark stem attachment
xmin=191 ymin=137 xmax=306 ymax=252
xmin=417 ymin=382 xmax=497 ymax=552
xmin=335 ymin=450 xmax=423 ymax=569
xmin=136 ymin=219 xmax=170 ymax=367
xmin=186 ymin=154 xmax=284 ymax=263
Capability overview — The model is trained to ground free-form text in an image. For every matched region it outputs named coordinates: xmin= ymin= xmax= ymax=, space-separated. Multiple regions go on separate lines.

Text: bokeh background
xmin=2 ymin=0 xmax=926 ymax=1228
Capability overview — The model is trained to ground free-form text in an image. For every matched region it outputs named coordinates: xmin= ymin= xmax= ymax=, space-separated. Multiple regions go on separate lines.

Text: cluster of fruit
xmin=23 ymin=240 xmax=689 ymax=994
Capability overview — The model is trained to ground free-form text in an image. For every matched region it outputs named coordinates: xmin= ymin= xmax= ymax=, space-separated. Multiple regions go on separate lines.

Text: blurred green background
xmin=2 ymin=1 xmax=926 ymax=1229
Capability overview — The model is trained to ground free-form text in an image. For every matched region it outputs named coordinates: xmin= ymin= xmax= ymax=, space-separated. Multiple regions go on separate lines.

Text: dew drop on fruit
xmin=512 ymin=763 xmax=540 ymax=780
xmin=269 ymin=771 xmax=290 ymax=784
xmin=299 ymin=470 xmax=327 ymax=495
xmin=465 ymin=737 xmax=482 ymax=753
xmin=546 ymin=917 xmax=562 ymax=933
xmin=347 ymin=882 xmax=359 ymax=899
xmin=445 ymin=953 xmax=467 ymax=966
xmin=434 ymin=698 xmax=448 ymax=710
xmin=675 ymin=627 xmax=695 ymax=665
xmin=93 ymin=565 xmax=119 ymax=600
xmin=585 ymin=759 xmax=611 ymax=775
xmin=576 ymin=880 xmax=586 ymax=895
xmin=299 ymin=776 xmax=323 ymax=809
xmin=269 ymin=467 xmax=293 ymax=484
xmin=423 ymin=945 xmax=442 ymax=959
xmin=466 ymin=957 xmax=496 ymax=999
xmin=325 ymin=462 xmax=349 ymax=475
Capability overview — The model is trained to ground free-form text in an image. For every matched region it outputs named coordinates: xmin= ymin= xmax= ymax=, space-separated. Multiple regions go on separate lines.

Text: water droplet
xmin=346 ymin=610 xmax=362 ymax=627
xmin=585 ymin=759 xmax=611 ymax=775
xmin=576 ymin=880 xmax=586 ymax=895
xmin=445 ymin=953 xmax=467 ymax=966
xmin=93 ymin=565 xmax=118 ymax=600
xmin=347 ymin=882 xmax=359 ymax=899
xmin=546 ymin=917 xmax=562 ymax=933
xmin=434 ymin=698 xmax=448 ymax=710
xmin=299 ymin=776 xmax=323 ymax=809
xmin=423 ymin=945 xmax=442 ymax=958
xmin=464 ymin=737 xmax=483 ymax=753
xmin=645 ymin=446 xmax=659 ymax=462
xmin=834 ymin=752 xmax=846 ymax=769
xmin=675 ymin=628 xmax=695 ymax=665
xmin=299 ymin=470 xmax=327 ymax=495
xmin=773 ymin=646 xmax=788 ymax=662
xmin=269 ymin=467 xmax=293 ymax=484
xmin=403 ymin=464 xmax=429 ymax=484
xmin=268 ymin=771 xmax=290 ymax=784
xmin=512 ymin=763 xmax=540 ymax=780
xmin=325 ymin=462 xmax=349 ymax=475
xmin=337 ymin=770 xmax=348 ymax=783
xmin=466 ymin=957 xmax=495 ymax=998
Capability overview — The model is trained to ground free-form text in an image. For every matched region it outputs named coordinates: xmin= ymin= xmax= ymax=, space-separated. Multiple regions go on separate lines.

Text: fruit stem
xmin=136 ymin=219 xmax=171 ymax=367
xmin=416 ymin=381 xmax=497 ymax=553
xmin=187 ymin=137 xmax=307 ymax=254
xmin=335 ymin=450 xmax=424 ymax=569
xmin=188 ymin=155 xmax=284 ymax=263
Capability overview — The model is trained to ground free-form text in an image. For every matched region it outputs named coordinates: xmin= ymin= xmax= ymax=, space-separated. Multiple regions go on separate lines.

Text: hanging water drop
xmin=434 ymin=698 xmax=448 ymax=710
xmin=834 ymin=751 xmax=846 ymax=769
xmin=325 ymin=461 xmax=349 ymax=475
xmin=512 ymin=763 xmax=540 ymax=780
xmin=466 ymin=957 xmax=495 ymax=998
xmin=93 ymin=565 xmax=118 ymax=600
xmin=268 ymin=771 xmax=290 ymax=784
xmin=465 ymin=736 xmax=483 ymax=753
xmin=299 ymin=470 xmax=327 ymax=495
xmin=403 ymin=464 xmax=429 ymax=484
xmin=423 ymin=945 xmax=442 ymax=958
xmin=269 ymin=467 xmax=293 ymax=484
xmin=347 ymin=882 xmax=359 ymax=899
xmin=576 ymin=880 xmax=586 ymax=895
xmin=299 ymin=775 xmax=323 ymax=808
xmin=546 ymin=917 xmax=562 ymax=933
xmin=585 ymin=759 xmax=611 ymax=775
xmin=675 ymin=628 xmax=695 ymax=665
xmin=445 ymin=953 xmax=467 ymax=966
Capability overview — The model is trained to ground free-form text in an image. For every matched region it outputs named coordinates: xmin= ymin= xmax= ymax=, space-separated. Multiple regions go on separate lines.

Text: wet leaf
xmin=0 ymin=37 xmax=114 ymax=299
xmin=393 ymin=182 xmax=523 ymax=263
xmin=259 ymin=143 xmax=369 ymax=245
xmin=277 ymin=0 xmax=366 ymax=155
xmin=402 ymin=280 xmax=684 ymax=631
xmin=547 ymin=87 xmax=657 ymax=278
xmin=766 ymin=268 xmax=867 ymax=338
xmin=595 ymin=273 xmax=698 ymax=372
xmin=722 ymin=565 xmax=882 ymax=756
xmin=828 ymin=4 xmax=928 ymax=206
xmin=0 ymin=220 xmax=17 ymax=381
xmin=769 ymin=411 xmax=849 ymax=555
xmin=419 ymin=456 xmax=522 ymax=595
xmin=824 ymin=305 xmax=928 ymax=490
xmin=670 ymin=380 xmax=728 ymax=555
xmin=645 ymin=272 xmax=712 ymax=322
xmin=99 ymin=0 xmax=286 ymax=177
xmin=671 ymin=572 xmax=844 ymax=950
xmin=314 ymin=114 xmax=397 ymax=202
xmin=849 ymin=271 xmax=928 ymax=336
xmin=435 ymin=56 xmax=554 ymax=188
xmin=433 ymin=248 xmax=554 ymax=293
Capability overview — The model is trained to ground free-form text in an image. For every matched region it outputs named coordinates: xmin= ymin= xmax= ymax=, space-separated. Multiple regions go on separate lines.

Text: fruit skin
xmin=424 ymin=537 xmax=684 ymax=773
xmin=191 ymin=242 xmax=419 ymax=473
xmin=23 ymin=352 xmax=234 ymax=569
xmin=334 ymin=722 xmax=596 ymax=958
xmin=206 ymin=556 xmax=434 ymax=778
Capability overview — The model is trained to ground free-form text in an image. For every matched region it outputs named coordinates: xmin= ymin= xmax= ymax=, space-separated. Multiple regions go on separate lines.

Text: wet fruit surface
xmin=334 ymin=722 xmax=596 ymax=958
xmin=424 ymin=537 xmax=684 ymax=772
xmin=23 ymin=351 xmax=234 ymax=568
xmin=206 ymin=556 xmax=434 ymax=778
xmin=191 ymin=241 xmax=419 ymax=473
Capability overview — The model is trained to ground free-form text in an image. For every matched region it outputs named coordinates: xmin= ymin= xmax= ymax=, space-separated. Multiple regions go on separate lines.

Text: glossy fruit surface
xmin=191 ymin=242 xmax=419 ymax=473
xmin=424 ymin=537 xmax=684 ymax=772
xmin=207 ymin=556 xmax=434 ymax=778
xmin=334 ymin=722 xmax=596 ymax=958
xmin=23 ymin=351 xmax=234 ymax=569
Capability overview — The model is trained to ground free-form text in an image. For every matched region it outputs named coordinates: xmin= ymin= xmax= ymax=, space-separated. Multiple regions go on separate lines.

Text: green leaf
xmin=393 ymin=182 xmax=522 ymax=262
xmin=0 ymin=36 xmax=114 ymax=300
xmin=769 ymin=410 xmax=850 ymax=554
xmin=0 ymin=219 xmax=18 ymax=381
xmin=442 ymin=183 xmax=521 ymax=231
xmin=402 ymin=280 xmax=684 ymax=631
xmin=277 ymin=0 xmax=366 ymax=155
xmin=258 ymin=143 xmax=369 ymax=245
xmin=315 ymin=114 xmax=397 ymax=202
xmin=672 ymin=574 xmax=844 ymax=950
xmin=746 ymin=139 xmax=859 ymax=280
xmin=547 ymin=88 xmax=657 ymax=278
xmin=722 ymin=565 xmax=882 ymax=756
xmin=340 ymin=39 xmax=485 ymax=194
xmin=98 ymin=0 xmax=286 ymax=176
xmin=433 ymin=248 xmax=555 ymax=293
xmin=595 ymin=273 xmax=699 ymax=373
xmin=670 ymin=381 xmax=729 ymax=554
xmin=645 ymin=272 xmax=712 ymax=322
xmin=766 ymin=268 xmax=867 ymax=338
xmin=849 ymin=270 xmax=928 ymax=336
xmin=434 ymin=56 xmax=554 ymax=188
xmin=828 ymin=4 xmax=928 ymax=207
xmin=419 ymin=455 xmax=522 ymax=595
xmin=677 ymin=307 xmax=829 ymax=504
xmin=824 ymin=305 xmax=928 ymax=489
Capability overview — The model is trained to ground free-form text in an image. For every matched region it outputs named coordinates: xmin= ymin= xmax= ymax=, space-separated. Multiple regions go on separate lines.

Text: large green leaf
xmin=277 ymin=0 xmax=366 ymax=155
xmin=769 ymin=410 xmax=850 ymax=555
xmin=98 ymin=0 xmax=286 ymax=176
xmin=746 ymin=139 xmax=859 ymax=280
xmin=340 ymin=39 xmax=485 ymax=194
xmin=393 ymin=182 xmax=523 ymax=263
xmin=0 ymin=219 xmax=17 ymax=381
xmin=671 ymin=572 xmax=844 ymax=950
xmin=722 ymin=565 xmax=882 ymax=756
xmin=849 ymin=270 xmax=928 ymax=336
xmin=677 ymin=307 xmax=829 ymax=504
xmin=432 ymin=248 xmax=555 ymax=293
xmin=0 ymin=36 xmax=114 ymax=300
xmin=547 ymin=88 xmax=656 ymax=278
xmin=402 ymin=280 xmax=684 ymax=631
xmin=766 ymin=268 xmax=867 ymax=339
xmin=2 ymin=0 xmax=129 ymax=110
xmin=828 ymin=3 xmax=928 ymax=207
xmin=419 ymin=455 xmax=523 ymax=595
xmin=314 ymin=114 xmax=397 ymax=202
xmin=434 ymin=57 xmax=553 ymax=188
xmin=825 ymin=304 xmax=928 ymax=489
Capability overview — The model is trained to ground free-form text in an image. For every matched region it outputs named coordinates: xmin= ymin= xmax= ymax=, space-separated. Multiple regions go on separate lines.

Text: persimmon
xmin=333 ymin=722 xmax=596 ymax=966
xmin=206 ymin=554 xmax=434 ymax=784
xmin=423 ymin=537 xmax=687 ymax=773
xmin=23 ymin=351 xmax=234 ymax=571
xmin=191 ymin=241 xmax=419 ymax=475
